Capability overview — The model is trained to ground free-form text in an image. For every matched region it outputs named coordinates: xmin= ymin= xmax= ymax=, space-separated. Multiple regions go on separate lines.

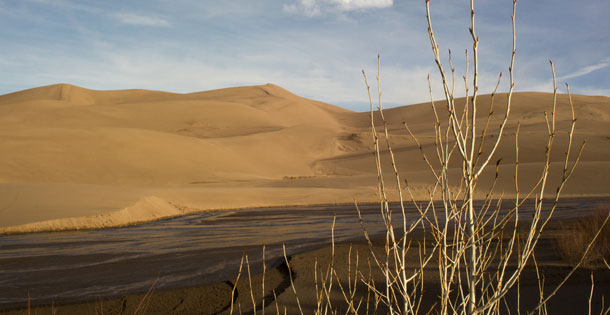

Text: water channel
xmin=0 ymin=198 xmax=607 ymax=308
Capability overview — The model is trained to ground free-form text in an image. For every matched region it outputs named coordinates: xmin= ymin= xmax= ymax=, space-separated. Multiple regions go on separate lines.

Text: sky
xmin=0 ymin=0 xmax=608 ymax=111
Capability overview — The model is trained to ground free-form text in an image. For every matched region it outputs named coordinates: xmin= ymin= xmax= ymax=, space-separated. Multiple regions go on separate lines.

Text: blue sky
xmin=0 ymin=0 xmax=608 ymax=111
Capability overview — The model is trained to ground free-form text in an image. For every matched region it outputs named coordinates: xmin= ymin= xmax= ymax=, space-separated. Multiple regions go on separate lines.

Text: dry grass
xmin=556 ymin=205 xmax=610 ymax=267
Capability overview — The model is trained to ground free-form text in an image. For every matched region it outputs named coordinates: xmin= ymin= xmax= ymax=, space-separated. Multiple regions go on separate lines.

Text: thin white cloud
xmin=559 ymin=57 xmax=610 ymax=80
xmin=283 ymin=0 xmax=321 ymax=17
xmin=283 ymin=0 xmax=392 ymax=16
xmin=332 ymin=0 xmax=393 ymax=11
xmin=22 ymin=0 xmax=103 ymax=14
xmin=576 ymin=87 xmax=610 ymax=97
xmin=114 ymin=13 xmax=170 ymax=27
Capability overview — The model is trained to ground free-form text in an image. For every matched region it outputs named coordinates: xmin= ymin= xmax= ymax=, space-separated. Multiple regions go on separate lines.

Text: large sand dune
xmin=1 ymin=84 xmax=609 ymax=233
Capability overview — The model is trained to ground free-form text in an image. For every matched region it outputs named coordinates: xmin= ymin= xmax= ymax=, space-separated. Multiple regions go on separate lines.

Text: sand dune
xmin=0 ymin=84 xmax=609 ymax=233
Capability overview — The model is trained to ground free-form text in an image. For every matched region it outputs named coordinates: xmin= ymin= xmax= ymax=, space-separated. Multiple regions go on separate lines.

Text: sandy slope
xmin=0 ymin=84 xmax=609 ymax=233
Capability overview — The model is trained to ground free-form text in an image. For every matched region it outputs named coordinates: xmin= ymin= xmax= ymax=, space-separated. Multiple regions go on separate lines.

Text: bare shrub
xmin=233 ymin=0 xmax=610 ymax=314
xmin=556 ymin=206 xmax=610 ymax=267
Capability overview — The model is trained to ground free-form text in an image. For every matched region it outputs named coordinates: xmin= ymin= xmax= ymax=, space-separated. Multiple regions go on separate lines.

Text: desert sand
xmin=0 ymin=83 xmax=609 ymax=233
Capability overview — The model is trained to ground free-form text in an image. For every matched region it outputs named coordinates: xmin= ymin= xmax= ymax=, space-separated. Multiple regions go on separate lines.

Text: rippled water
xmin=0 ymin=198 xmax=606 ymax=308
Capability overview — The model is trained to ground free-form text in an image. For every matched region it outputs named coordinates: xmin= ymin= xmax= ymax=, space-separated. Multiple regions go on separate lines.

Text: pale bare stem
xmin=602 ymin=301 xmax=610 ymax=315
xmin=449 ymin=49 xmax=456 ymax=99
xmin=133 ymin=278 xmax=159 ymax=315
xmin=363 ymin=71 xmax=388 ymax=201
xmin=273 ymin=290 xmax=280 ymax=315
xmin=323 ymin=216 xmax=338 ymax=314
xmin=332 ymin=269 xmax=351 ymax=313
xmin=408 ymin=241 xmax=439 ymax=282
xmin=468 ymin=0 xmax=480 ymax=162
xmin=599 ymin=295 xmax=610 ymax=315
xmin=501 ymin=295 xmax=511 ymax=315
xmin=262 ymin=245 xmax=266 ymax=315
xmin=348 ymin=245 xmax=353 ymax=297
xmin=474 ymin=72 xmax=503 ymax=167
xmin=313 ymin=262 xmax=326 ymax=315
xmin=331 ymin=215 xmax=336 ymax=274
xmin=364 ymin=64 xmax=398 ymax=314
xmin=478 ymin=207 xmax=545 ymax=312
xmin=245 ymin=254 xmax=257 ymax=315
xmin=426 ymin=74 xmax=447 ymax=175
xmin=365 ymin=257 xmax=372 ymax=315
xmin=563 ymin=84 xmax=577 ymax=179
xmin=543 ymin=111 xmax=551 ymax=136
xmin=282 ymin=243 xmax=304 ymax=315
xmin=514 ymin=141 xmax=585 ymax=280
xmin=424 ymin=62 xmax=457 ymax=315
xmin=375 ymin=56 xmax=410 ymax=311
xmin=477 ymin=44 xmax=566 ymax=315
xmin=515 ymin=120 xmax=521 ymax=212
xmin=404 ymin=122 xmax=439 ymax=180
xmin=479 ymin=218 xmax=504 ymax=278
xmin=352 ymin=251 xmax=361 ymax=310
xmin=425 ymin=0 xmax=468 ymax=158
xmin=523 ymin=64 xmax=587 ymax=256
xmin=472 ymin=0 xmax=516 ymax=180
xmin=357 ymin=269 xmax=386 ymax=306
xmin=550 ymin=61 xmax=557 ymax=132
xmin=356 ymin=202 xmax=384 ymax=271
xmin=476 ymin=166 xmax=501 ymax=225
xmin=589 ymin=273 xmax=594 ymax=315
xmin=402 ymin=187 xmax=436 ymax=235
xmin=428 ymin=74 xmax=441 ymax=125
xmin=602 ymin=298 xmax=610 ymax=315
xmin=314 ymin=258 xmax=321 ymax=314
xmin=462 ymin=49 xmax=471 ymax=134
xmin=414 ymin=246 xmax=427 ymax=315
xmin=343 ymin=246 xmax=362 ymax=313
xmin=525 ymin=63 xmax=558 ymax=236
xmin=496 ymin=207 xmax=520 ymax=299
xmin=320 ymin=266 xmax=335 ymax=314
xmin=532 ymin=253 xmax=546 ymax=315
xmin=332 ymin=267 xmax=359 ymax=314
xmin=230 ymin=255 xmax=245 ymax=315
xmin=528 ymin=211 xmax=610 ymax=315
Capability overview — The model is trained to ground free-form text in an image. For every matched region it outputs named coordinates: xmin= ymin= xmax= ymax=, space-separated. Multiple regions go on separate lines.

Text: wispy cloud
xmin=559 ymin=57 xmax=610 ymax=80
xmin=333 ymin=0 xmax=393 ymax=11
xmin=2 ymin=1 xmax=609 ymax=110
xmin=114 ymin=13 xmax=170 ymax=27
xmin=576 ymin=87 xmax=610 ymax=97
xmin=283 ymin=0 xmax=393 ymax=17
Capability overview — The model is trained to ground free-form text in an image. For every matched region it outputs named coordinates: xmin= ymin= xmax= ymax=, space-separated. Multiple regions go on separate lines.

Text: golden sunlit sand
xmin=0 ymin=83 xmax=609 ymax=233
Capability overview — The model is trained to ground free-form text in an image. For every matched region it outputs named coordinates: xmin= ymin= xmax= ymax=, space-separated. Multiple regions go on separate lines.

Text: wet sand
xmin=1 ymin=198 xmax=607 ymax=311
xmin=2 ymin=241 xmax=608 ymax=315
xmin=2 ymin=207 xmax=609 ymax=314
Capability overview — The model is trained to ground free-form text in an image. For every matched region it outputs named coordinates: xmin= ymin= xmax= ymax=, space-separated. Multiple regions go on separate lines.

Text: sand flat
xmin=1 ymin=84 xmax=609 ymax=233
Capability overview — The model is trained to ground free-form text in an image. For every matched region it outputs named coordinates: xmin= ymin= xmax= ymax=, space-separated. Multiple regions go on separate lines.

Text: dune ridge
xmin=1 ymin=83 xmax=609 ymax=233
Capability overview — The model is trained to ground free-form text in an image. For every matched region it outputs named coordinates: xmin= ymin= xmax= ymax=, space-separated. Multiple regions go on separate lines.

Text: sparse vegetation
xmin=3 ymin=1 xmax=610 ymax=314
xmin=228 ymin=0 xmax=610 ymax=314
xmin=556 ymin=205 xmax=610 ymax=267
